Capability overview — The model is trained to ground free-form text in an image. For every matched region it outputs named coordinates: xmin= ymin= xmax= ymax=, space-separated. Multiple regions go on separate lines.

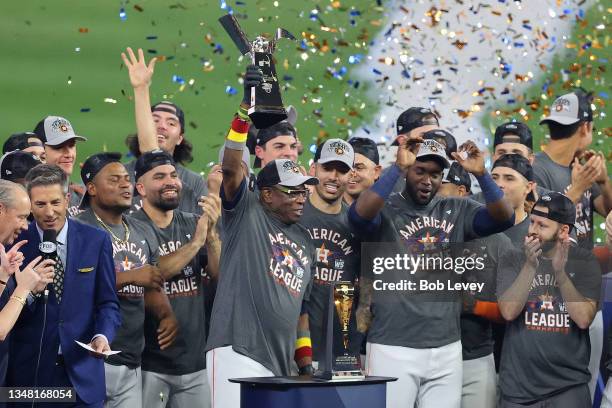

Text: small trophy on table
xmin=218 ymin=14 xmax=295 ymax=129
xmin=316 ymin=281 xmax=365 ymax=381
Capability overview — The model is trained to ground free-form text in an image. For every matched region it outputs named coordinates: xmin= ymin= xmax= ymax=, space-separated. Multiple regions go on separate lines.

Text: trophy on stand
xmin=218 ymin=14 xmax=295 ymax=129
xmin=316 ymin=281 xmax=365 ymax=381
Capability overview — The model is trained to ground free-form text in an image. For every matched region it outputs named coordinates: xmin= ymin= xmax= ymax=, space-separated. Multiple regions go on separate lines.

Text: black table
xmin=229 ymin=376 xmax=396 ymax=408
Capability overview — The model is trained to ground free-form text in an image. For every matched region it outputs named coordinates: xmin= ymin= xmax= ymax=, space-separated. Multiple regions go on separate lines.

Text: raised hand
xmin=0 ymin=240 xmax=27 ymax=282
xmin=452 ymin=141 xmax=485 ymax=176
xmin=31 ymin=257 xmax=56 ymax=294
xmin=121 ymin=47 xmax=157 ymax=90
xmin=206 ymin=165 xmax=223 ymax=197
xmin=395 ymin=134 xmax=423 ymax=171
xmin=551 ymin=236 xmax=570 ymax=275
xmin=200 ymin=195 xmax=222 ymax=231
xmin=15 ymin=256 xmax=53 ymax=294
xmin=523 ymin=235 xmax=541 ymax=269
xmin=242 ymin=65 xmax=263 ymax=106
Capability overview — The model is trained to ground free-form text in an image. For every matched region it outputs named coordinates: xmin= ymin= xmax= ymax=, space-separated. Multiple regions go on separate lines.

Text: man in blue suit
xmin=6 ymin=164 xmax=120 ymax=407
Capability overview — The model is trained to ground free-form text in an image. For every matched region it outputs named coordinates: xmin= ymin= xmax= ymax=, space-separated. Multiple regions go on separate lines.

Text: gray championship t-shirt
xmin=67 ymin=185 xmax=84 ymax=218
xmin=132 ymin=209 xmax=208 ymax=375
xmin=76 ymin=209 xmax=160 ymax=368
xmin=206 ymin=180 xmax=315 ymax=376
xmin=362 ymin=192 xmax=483 ymax=348
xmin=299 ymin=200 xmax=361 ymax=363
xmin=532 ymin=152 xmax=601 ymax=250
xmin=125 ymin=160 xmax=208 ymax=215
xmin=497 ymin=246 xmax=601 ymax=403
xmin=460 ymin=233 xmax=511 ymax=360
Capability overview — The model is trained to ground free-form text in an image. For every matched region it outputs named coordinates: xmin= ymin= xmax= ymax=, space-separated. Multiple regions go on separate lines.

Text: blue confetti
xmin=147 ymin=49 xmax=157 ymax=54
xmin=353 ymin=81 xmax=360 ymax=89
xmin=309 ymin=144 xmax=317 ymax=154
xmin=146 ymin=36 xmax=158 ymax=40
xmin=501 ymin=62 xmax=512 ymax=73
xmin=236 ymin=1 xmax=246 ymax=4
xmin=372 ymin=68 xmax=382 ymax=75
xmin=598 ymin=92 xmax=609 ymax=100
xmin=299 ymin=40 xmax=308 ymax=50
xmin=225 ymin=86 xmax=238 ymax=95
xmin=522 ymin=24 xmax=532 ymax=30
xmin=362 ymin=127 xmax=371 ymax=135
xmin=220 ymin=0 xmax=227 ymax=9
xmin=119 ymin=7 xmax=127 ymax=21
xmin=507 ymin=99 xmax=516 ymax=104
xmin=470 ymin=57 xmax=478 ymax=61
xmin=413 ymin=59 xmax=424 ymax=65
xmin=581 ymin=42 xmax=592 ymax=50
xmin=172 ymin=75 xmax=185 ymax=85
xmin=349 ymin=10 xmax=361 ymax=16
xmin=401 ymin=69 xmax=410 ymax=79
xmin=309 ymin=12 xmax=318 ymax=21
xmin=578 ymin=9 xmax=585 ymax=18
xmin=563 ymin=8 xmax=572 ymax=15
xmin=283 ymin=75 xmax=293 ymax=81
xmin=348 ymin=54 xmax=362 ymax=64
xmin=338 ymin=66 xmax=347 ymax=76
xmin=214 ymin=44 xmax=224 ymax=54
xmin=513 ymin=42 xmax=524 ymax=48
xmin=80 ymin=108 xmax=91 ymax=113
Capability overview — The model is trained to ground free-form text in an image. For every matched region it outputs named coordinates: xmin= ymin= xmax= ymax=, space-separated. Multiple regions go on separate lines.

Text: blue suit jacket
xmin=6 ymin=219 xmax=120 ymax=404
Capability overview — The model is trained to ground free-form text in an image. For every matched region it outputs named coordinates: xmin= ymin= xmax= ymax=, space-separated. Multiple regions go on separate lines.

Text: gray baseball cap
xmin=256 ymin=159 xmax=318 ymax=189
xmin=539 ymin=91 xmax=593 ymax=125
xmin=416 ymin=139 xmax=451 ymax=168
xmin=313 ymin=138 xmax=354 ymax=171
xmin=33 ymin=116 xmax=87 ymax=146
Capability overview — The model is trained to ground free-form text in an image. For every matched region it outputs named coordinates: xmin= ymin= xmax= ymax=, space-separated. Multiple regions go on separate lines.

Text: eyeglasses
xmin=272 ymin=185 xmax=309 ymax=200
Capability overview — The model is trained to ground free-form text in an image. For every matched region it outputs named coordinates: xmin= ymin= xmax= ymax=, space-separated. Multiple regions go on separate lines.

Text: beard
xmin=153 ymin=195 xmax=180 ymax=211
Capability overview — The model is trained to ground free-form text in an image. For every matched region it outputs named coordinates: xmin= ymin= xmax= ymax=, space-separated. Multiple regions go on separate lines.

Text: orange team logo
xmin=121 ymin=255 xmax=134 ymax=271
xmin=539 ymin=294 xmax=554 ymax=311
xmin=335 ymin=147 xmax=345 ymax=155
xmin=316 ymin=243 xmax=331 ymax=264
xmin=281 ymin=249 xmax=294 ymax=267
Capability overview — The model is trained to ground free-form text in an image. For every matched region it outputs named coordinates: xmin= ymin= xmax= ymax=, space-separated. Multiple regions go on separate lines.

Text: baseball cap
xmin=256 ymin=159 xmax=318 ymax=189
xmin=348 ymin=137 xmax=380 ymax=165
xmin=0 ymin=151 xmax=42 ymax=182
xmin=33 ymin=116 xmax=87 ymax=146
xmin=134 ymin=149 xmax=176 ymax=182
xmin=392 ymin=107 xmax=439 ymax=146
xmin=416 ymin=139 xmax=451 ymax=169
xmin=493 ymin=122 xmax=533 ymax=149
xmin=313 ymin=139 xmax=354 ymax=171
xmin=152 ymin=101 xmax=185 ymax=133
xmin=3 ymin=132 xmax=44 ymax=154
xmin=539 ymin=90 xmax=593 ymax=125
xmin=532 ymin=192 xmax=576 ymax=227
xmin=249 ymin=121 xmax=297 ymax=168
xmin=442 ymin=162 xmax=471 ymax=191
xmin=422 ymin=129 xmax=457 ymax=158
xmin=492 ymin=154 xmax=534 ymax=182
xmin=80 ymin=152 xmax=123 ymax=209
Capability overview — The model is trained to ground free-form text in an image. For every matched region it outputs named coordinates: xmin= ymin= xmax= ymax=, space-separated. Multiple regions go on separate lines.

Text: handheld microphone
xmin=38 ymin=229 xmax=57 ymax=302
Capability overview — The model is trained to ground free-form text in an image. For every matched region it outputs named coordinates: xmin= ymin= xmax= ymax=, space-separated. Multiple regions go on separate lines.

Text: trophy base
xmin=314 ymin=370 xmax=365 ymax=382
xmin=248 ymin=106 xmax=288 ymax=129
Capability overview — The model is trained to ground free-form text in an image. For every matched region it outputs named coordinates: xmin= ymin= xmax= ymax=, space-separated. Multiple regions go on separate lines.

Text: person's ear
xmin=457 ymin=185 xmax=467 ymax=197
xmin=374 ymin=165 xmax=382 ymax=180
xmin=559 ymin=225 xmax=570 ymax=240
xmin=309 ymin=163 xmax=316 ymax=177
xmin=135 ymin=182 xmax=146 ymax=197
xmin=260 ymin=188 xmax=273 ymax=204
xmin=86 ymin=182 xmax=96 ymax=198
xmin=255 ymin=145 xmax=265 ymax=160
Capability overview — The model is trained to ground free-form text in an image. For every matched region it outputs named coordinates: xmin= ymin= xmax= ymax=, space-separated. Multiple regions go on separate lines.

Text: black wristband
xmin=298 ymin=364 xmax=314 ymax=376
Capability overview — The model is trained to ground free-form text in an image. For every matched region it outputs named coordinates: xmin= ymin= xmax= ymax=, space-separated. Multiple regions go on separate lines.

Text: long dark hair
xmin=125 ymin=134 xmax=194 ymax=164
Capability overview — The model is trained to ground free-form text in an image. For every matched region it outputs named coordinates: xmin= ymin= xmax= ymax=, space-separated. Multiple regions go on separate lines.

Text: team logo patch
xmin=51 ymin=118 xmax=71 ymax=133
xmin=282 ymin=161 xmax=300 ymax=173
xmin=553 ymin=98 xmax=571 ymax=112
xmin=542 ymin=195 xmax=551 ymax=201
xmin=327 ymin=141 xmax=348 ymax=156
